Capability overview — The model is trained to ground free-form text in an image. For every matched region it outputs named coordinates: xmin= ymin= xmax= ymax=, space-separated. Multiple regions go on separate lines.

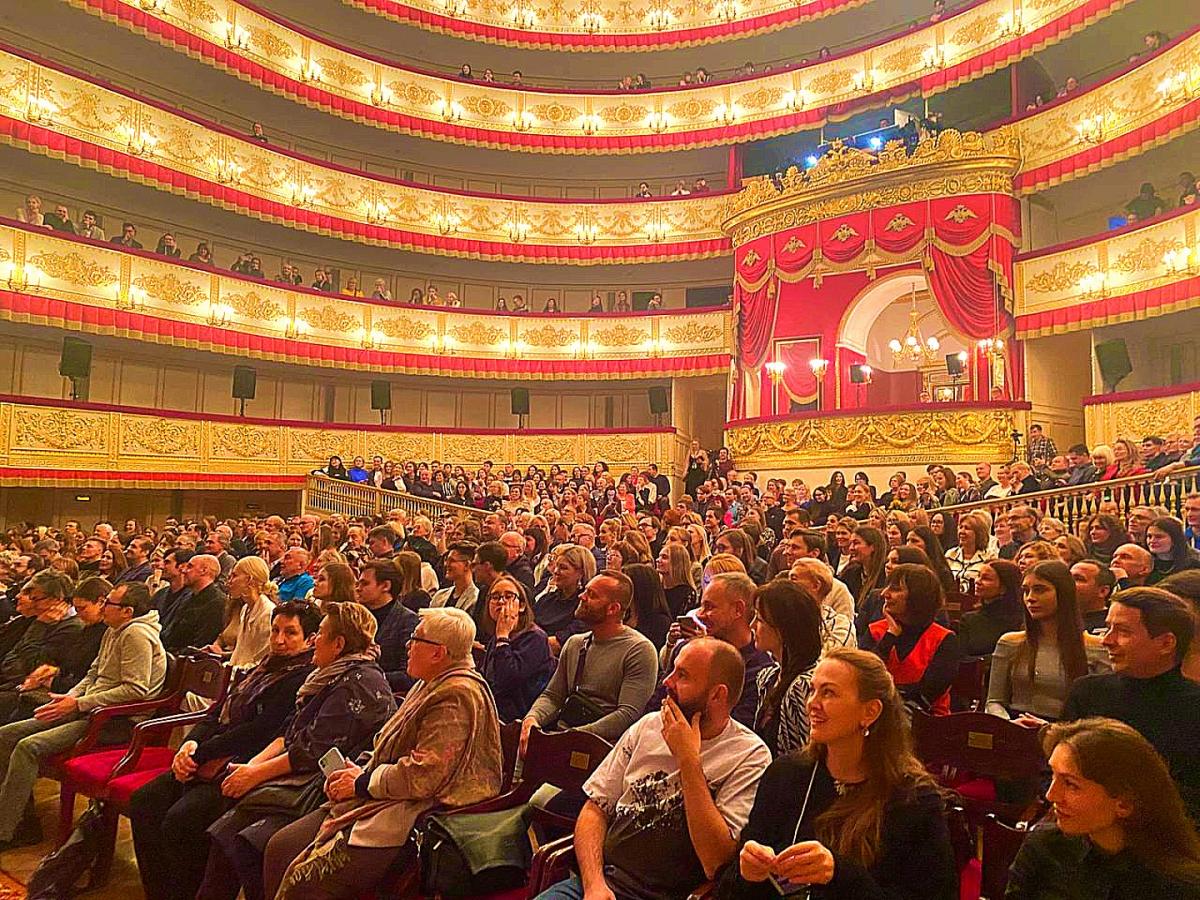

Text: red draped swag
xmin=732 ymin=193 xmax=1020 ymax=415
xmin=777 ymin=339 xmax=820 ymax=407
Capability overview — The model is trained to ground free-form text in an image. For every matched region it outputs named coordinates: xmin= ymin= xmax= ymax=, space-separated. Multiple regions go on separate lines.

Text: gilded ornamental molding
xmin=725 ymin=405 xmax=1026 ymax=468
xmin=1083 ymin=388 xmax=1199 ymax=450
xmin=723 ymin=128 xmax=1022 ymax=246
xmin=0 ymin=220 xmax=732 ymax=377
xmin=63 ymin=0 xmax=1117 ymax=151
xmin=0 ymin=396 xmax=678 ymax=476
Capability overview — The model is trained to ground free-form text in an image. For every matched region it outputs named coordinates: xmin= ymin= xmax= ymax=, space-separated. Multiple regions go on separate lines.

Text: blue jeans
xmin=535 ymin=874 xmax=585 ymax=900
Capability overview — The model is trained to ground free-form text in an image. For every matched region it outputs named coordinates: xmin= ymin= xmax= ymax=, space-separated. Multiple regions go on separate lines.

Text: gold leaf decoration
xmin=0 ymin=248 xmax=9 ymax=263
xmin=667 ymin=97 xmax=717 ymax=121
xmin=458 ymin=94 xmax=512 ymax=119
xmin=1112 ymin=236 xmax=1184 ymax=273
xmin=249 ymin=28 xmax=294 ymax=61
xmin=315 ymin=58 xmax=368 ymax=88
xmin=211 ymin=424 xmax=277 ymax=459
xmin=805 ymin=69 xmax=856 ymax=96
xmin=449 ymin=322 xmax=506 ymax=345
xmin=226 ymin=291 xmax=286 ymax=320
xmin=28 ymin=251 xmax=117 ymax=288
xmin=945 ymin=204 xmax=979 ymax=223
xmin=664 ymin=321 xmax=722 ymax=344
xmin=530 ymin=102 xmax=581 ymax=124
xmin=878 ymin=45 xmax=929 ymax=73
xmin=591 ymin=323 xmax=647 ymax=347
xmin=782 ymin=236 xmax=805 ymax=253
xmin=299 ymin=305 xmax=357 ymax=333
xmin=599 ymin=103 xmax=649 ymax=125
xmin=122 ymin=418 xmax=200 ymax=456
xmin=950 ymin=13 xmax=998 ymax=46
xmin=742 ymin=249 xmax=761 ymax=266
xmin=885 ymin=213 xmax=916 ymax=232
xmin=523 ymin=324 xmax=577 ymax=348
xmin=387 ymin=80 xmax=440 ymax=107
xmin=829 ymin=224 xmax=860 ymax=242
xmin=14 ymin=410 xmax=107 ymax=451
xmin=736 ymin=86 xmax=783 ymax=111
xmin=133 ymin=272 xmax=206 ymax=306
xmin=1024 ymin=260 xmax=1098 ymax=294
xmin=175 ymin=0 xmax=219 ymax=22
xmin=375 ymin=316 xmax=434 ymax=341
xmin=290 ymin=429 xmax=352 ymax=461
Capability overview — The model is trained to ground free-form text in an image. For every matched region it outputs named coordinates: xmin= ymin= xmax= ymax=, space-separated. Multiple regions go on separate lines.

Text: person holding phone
xmin=480 ymin=576 xmax=554 ymax=722
xmin=719 ymin=649 xmax=957 ymax=899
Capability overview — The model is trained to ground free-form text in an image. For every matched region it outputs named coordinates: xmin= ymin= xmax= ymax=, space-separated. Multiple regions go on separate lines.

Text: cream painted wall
xmin=1092 ymin=309 xmax=1200 ymax=395
xmin=1024 ymin=330 xmax=1090 ymax=449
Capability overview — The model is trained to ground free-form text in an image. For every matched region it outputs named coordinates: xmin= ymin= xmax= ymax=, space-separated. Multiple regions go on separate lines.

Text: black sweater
xmin=187 ymin=665 xmax=312 ymax=765
xmin=1063 ymin=667 xmax=1200 ymax=820
xmin=718 ymin=756 xmax=958 ymax=900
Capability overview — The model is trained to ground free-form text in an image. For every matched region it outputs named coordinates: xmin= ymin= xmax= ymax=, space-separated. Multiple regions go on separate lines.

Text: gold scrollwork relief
xmin=28 ymin=251 xmax=118 ymax=288
xmin=121 ymin=419 xmax=201 ymax=456
xmin=226 ymin=291 xmax=286 ymax=320
xmin=664 ymin=321 xmax=723 ymax=344
xmin=374 ymin=316 xmax=434 ymax=341
xmin=210 ymin=424 xmax=278 ymax=458
xmin=1023 ymin=260 xmax=1099 ymax=294
xmin=299 ymin=305 xmax=358 ymax=333
xmin=523 ymin=324 xmax=577 ymax=348
xmin=591 ymin=324 xmax=648 ymax=347
xmin=133 ymin=272 xmax=207 ymax=306
xmin=14 ymin=410 xmax=108 ymax=452
xmin=449 ymin=322 xmax=506 ymax=345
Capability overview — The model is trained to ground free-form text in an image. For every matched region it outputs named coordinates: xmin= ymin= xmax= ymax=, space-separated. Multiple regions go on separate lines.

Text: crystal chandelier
xmin=887 ymin=290 xmax=940 ymax=365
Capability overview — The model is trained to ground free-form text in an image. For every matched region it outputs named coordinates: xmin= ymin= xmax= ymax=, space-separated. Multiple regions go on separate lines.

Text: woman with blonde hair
xmin=788 ymin=558 xmax=857 ymax=652
xmin=1015 ymin=539 xmax=1059 ymax=574
xmin=533 ymin=543 xmax=596 ymax=653
xmin=1092 ymin=444 xmax=1118 ymax=480
xmin=723 ymin=648 xmax=957 ymax=899
xmin=1113 ymin=437 xmax=1148 ymax=478
xmin=1038 ymin=516 xmax=1068 ymax=542
xmin=656 ymin=541 xmax=696 ymax=616
xmin=216 ymin=556 xmax=278 ymax=667
xmin=393 ymin=550 xmax=433 ymax=612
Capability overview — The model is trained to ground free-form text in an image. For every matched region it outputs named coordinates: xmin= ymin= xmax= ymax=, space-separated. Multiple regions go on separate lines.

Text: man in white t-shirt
xmin=535 ymin=637 xmax=771 ymax=900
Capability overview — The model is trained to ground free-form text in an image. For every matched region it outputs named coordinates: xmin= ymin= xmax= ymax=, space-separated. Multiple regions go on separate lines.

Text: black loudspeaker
xmin=370 ymin=380 xmax=392 ymax=411
xmin=648 ymin=386 xmax=670 ymax=415
xmin=511 ymin=388 xmax=530 ymax=416
xmin=59 ymin=337 xmax=92 ymax=379
xmin=945 ymin=353 xmax=965 ymax=377
xmin=232 ymin=366 xmax=257 ymax=400
xmin=849 ymin=364 xmax=871 ymax=384
xmin=1095 ymin=339 xmax=1133 ymax=392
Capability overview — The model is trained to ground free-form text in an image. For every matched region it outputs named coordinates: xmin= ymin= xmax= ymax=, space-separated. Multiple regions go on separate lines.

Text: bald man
xmin=161 ymin=554 xmax=227 ymax=652
xmin=1111 ymin=543 xmax=1154 ymax=590
xmin=499 ymin=531 xmax=536 ymax=598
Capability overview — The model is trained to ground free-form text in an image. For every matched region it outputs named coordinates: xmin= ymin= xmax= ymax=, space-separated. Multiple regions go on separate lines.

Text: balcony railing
xmin=303 ymin=474 xmax=487 ymax=521
xmin=941 ymin=466 xmax=1200 ymax=532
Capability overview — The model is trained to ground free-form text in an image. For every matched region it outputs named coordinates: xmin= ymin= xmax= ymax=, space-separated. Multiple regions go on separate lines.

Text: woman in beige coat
xmin=265 ymin=607 xmax=502 ymax=900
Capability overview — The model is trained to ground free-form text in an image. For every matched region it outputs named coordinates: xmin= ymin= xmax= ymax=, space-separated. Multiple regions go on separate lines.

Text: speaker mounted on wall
xmin=1094 ymin=339 xmax=1133 ymax=393
xmin=511 ymin=388 xmax=530 ymax=418
xmin=59 ymin=337 xmax=93 ymax=401
xmin=648 ymin=386 xmax=670 ymax=416
xmin=232 ymin=366 xmax=256 ymax=415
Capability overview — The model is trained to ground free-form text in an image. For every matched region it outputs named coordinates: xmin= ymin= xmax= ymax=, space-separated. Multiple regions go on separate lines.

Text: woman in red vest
xmin=863 ymin=563 xmax=962 ymax=715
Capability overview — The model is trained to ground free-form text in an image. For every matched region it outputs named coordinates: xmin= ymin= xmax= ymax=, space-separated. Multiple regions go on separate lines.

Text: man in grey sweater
xmin=0 ymin=581 xmax=167 ymax=848
xmin=521 ymin=572 xmax=658 ymax=748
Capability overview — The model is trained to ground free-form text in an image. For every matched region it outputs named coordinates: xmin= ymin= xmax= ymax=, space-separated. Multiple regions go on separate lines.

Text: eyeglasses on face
xmin=491 ymin=591 xmax=521 ymax=602
xmin=406 ymin=635 xmax=444 ymax=648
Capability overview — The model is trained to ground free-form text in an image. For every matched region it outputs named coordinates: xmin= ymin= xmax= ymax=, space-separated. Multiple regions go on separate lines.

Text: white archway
xmin=837 ymin=270 xmax=927 ymax=356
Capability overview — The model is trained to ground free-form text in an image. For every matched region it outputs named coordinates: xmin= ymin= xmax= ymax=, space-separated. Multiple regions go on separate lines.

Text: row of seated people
xmin=2 ymin=479 xmax=1200 ymax=896
xmin=11 ymin=195 xmax=683 ymax=313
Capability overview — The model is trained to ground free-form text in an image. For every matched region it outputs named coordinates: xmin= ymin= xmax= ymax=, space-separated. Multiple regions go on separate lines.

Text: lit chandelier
xmin=887 ymin=290 xmax=940 ymax=365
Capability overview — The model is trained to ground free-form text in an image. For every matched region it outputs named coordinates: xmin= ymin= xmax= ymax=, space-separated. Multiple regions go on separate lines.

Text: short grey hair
xmin=418 ymin=607 xmax=476 ymax=662
xmin=709 ymin=571 xmax=756 ymax=607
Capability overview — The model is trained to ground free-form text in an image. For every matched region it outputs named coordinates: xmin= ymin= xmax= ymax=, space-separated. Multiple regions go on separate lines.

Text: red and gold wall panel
xmin=1015 ymin=204 xmax=1200 ymax=337
xmin=0 ymin=220 xmax=732 ymax=380
xmin=64 ymin=0 xmax=1125 ymax=152
xmin=0 ymin=46 xmax=727 ymax=264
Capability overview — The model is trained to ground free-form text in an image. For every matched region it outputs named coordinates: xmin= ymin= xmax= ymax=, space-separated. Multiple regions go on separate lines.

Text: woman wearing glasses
xmin=264 ymin=607 xmax=503 ymax=900
xmin=480 ymin=576 xmax=554 ymax=722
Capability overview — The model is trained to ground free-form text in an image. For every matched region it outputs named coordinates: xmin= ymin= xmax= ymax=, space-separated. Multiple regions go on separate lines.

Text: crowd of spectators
xmin=1 ymin=418 xmax=1200 ymax=895
xmin=1124 ymin=171 xmax=1198 ymax=225
xmin=12 ymin=196 xmax=685 ymax=314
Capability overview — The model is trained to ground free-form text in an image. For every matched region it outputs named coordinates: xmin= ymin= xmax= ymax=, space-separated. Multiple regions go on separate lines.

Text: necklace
xmin=833 ymin=778 xmax=865 ymax=796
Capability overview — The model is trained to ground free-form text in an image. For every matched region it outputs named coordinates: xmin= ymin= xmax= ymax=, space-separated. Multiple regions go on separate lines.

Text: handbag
xmin=555 ymin=637 xmax=605 ymax=729
xmin=419 ymin=804 xmax=532 ymax=897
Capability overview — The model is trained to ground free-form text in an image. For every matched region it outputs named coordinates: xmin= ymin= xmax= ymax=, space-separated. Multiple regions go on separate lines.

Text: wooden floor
xmin=0 ymin=778 xmax=143 ymax=900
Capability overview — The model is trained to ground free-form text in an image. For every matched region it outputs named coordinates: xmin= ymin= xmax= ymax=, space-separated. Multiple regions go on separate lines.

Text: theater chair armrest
xmin=108 ymin=709 xmax=211 ymax=779
xmin=71 ymin=692 xmax=182 ymax=755
xmin=529 ymin=835 xmax=575 ymax=894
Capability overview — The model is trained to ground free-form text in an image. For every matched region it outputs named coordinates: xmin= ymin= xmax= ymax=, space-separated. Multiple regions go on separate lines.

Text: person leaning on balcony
xmin=1127 ymin=182 xmax=1167 ymax=221
xmin=16 ymin=194 xmax=47 ymax=227
xmin=1157 ymin=416 xmax=1200 ymax=477
xmin=370 ymin=278 xmax=391 ymax=301
xmin=77 ymin=210 xmax=105 ymax=241
xmin=110 ymin=221 xmax=143 ymax=249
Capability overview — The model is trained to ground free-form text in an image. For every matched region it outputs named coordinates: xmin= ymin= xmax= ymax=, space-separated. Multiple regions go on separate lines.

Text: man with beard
xmin=521 ymin=572 xmax=657 ymax=747
xmin=536 ymin=637 xmax=770 ymax=900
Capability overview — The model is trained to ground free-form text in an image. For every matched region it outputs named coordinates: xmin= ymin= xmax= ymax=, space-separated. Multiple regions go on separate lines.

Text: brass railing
xmin=303 ymin=474 xmax=486 ymax=521
xmin=940 ymin=467 xmax=1200 ymax=531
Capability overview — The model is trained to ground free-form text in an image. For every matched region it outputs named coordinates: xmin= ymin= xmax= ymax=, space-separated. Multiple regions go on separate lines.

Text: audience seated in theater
xmin=161 ymin=553 xmax=227 ymax=653
xmin=431 ymin=542 xmax=479 ymax=611
xmin=45 ymin=204 xmax=74 ymax=233
xmin=1070 ymin=559 xmax=1117 ymax=633
xmin=110 ymin=221 xmax=142 ymax=248
xmin=653 ymin=573 xmax=773 ymax=728
xmin=1147 ymin=516 xmax=1200 ymax=582
xmin=263 ymin=607 xmax=501 ymax=900
xmin=352 ymin=560 xmax=418 ymax=691
xmin=786 ymin=559 xmax=856 ymax=653
xmin=533 ymin=543 xmax=594 ymax=653
xmin=197 ymin=602 xmax=395 ymax=900
xmin=955 ymin=559 xmax=1025 ymax=657
xmin=0 ymin=581 xmax=166 ymax=850
xmin=622 ymin=563 xmax=672 ymax=649
xmin=1085 ymin=514 xmax=1130 ymax=566
xmin=1006 ymin=718 xmax=1200 ymax=898
xmin=1062 ymin=587 xmax=1200 ymax=820
xmin=986 ymin=560 xmax=1108 ymax=726
xmin=861 ymin=563 xmax=961 ymax=715
xmin=214 ymin=556 xmax=277 ymax=668
xmin=76 ymin=210 xmax=105 ymax=241
xmin=720 ymin=649 xmax=958 ymax=900
xmin=16 ymin=195 xmax=45 ymax=227
xmin=522 ymin=571 xmax=658 ymax=746
xmin=274 ymin=549 xmax=314 ymax=601
xmin=479 ymin=575 xmax=554 ymax=722
xmin=129 ymin=601 xmax=321 ymax=900
xmin=750 ymin=579 xmax=824 ymax=756
xmin=536 ymin=636 xmax=771 ymax=900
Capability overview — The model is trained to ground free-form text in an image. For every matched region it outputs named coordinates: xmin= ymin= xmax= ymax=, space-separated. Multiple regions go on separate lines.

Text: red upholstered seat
xmin=108 ymin=766 xmax=172 ymax=805
xmin=60 ymin=746 xmax=175 ymax=801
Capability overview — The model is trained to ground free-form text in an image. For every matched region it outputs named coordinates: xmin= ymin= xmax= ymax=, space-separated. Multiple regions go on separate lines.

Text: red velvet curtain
xmin=776 ymin=339 xmax=821 ymax=407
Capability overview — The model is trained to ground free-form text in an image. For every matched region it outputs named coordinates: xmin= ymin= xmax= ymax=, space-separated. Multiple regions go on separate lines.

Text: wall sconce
xmin=1157 ymin=70 xmax=1195 ymax=105
xmin=208 ymin=301 xmax=233 ymax=326
xmin=138 ymin=0 xmax=165 ymax=10
xmin=360 ymin=327 xmax=385 ymax=349
xmin=1074 ymin=114 xmax=1105 ymax=145
xmin=4 ymin=262 xmax=42 ymax=294
xmin=783 ymin=90 xmax=807 ymax=112
xmin=370 ymin=83 xmax=394 ymax=106
xmin=443 ymin=0 xmax=468 ymax=14
xmin=646 ymin=111 xmax=669 ymax=133
xmin=1163 ymin=247 xmax=1196 ymax=274
xmin=437 ymin=99 xmax=464 ymax=122
xmin=508 ymin=218 xmax=529 ymax=243
xmin=222 ymin=22 xmax=250 ymax=50
xmin=365 ymin=199 xmax=391 ymax=225
xmin=647 ymin=8 xmax=672 ymax=29
xmin=121 ymin=123 xmax=158 ymax=157
xmin=511 ymin=109 xmax=536 ymax=131
xmin=714 ymin=104 xmax=737 ymax=126
xmin=575 ymin=222 xmax=599 ymax=245
xmin=977 ymin=337 xmax=1006 ymax=358
xmin=580 ymin=113 xmax=602 ymax=135
xmin=998 ymin=9 xmax=1023 ymax=37
xmin=581 ymin=11 xmax=603 ymax=32
xmin=118 ymin=285 xmax=146 ymax=311
xmin=852 ymin=70 xmax=878 ymax=92
xmin=642 ymin=338 xmax=664 ymax=357
xmin=214 ymin=158 xmax=243 ymax=185
xmin=808 ymin=357 xmax=829 ymax=378
xmin=287 ymin=181 xmax=317 ymax=208
xmin=284 ymin=317 xmax=308 ymax=339
xmin=512 ymin=3 xmax=535 ymax=27
xmin=922 ymin=45 xmax=945 ymax=69
xmin=715 ymin=0 xmax=738 ymax=22
xmin=434 ymin=211 xmax=460 ymax=235
xmin=1078 ymin=271 xmax=1108 ymax=298
xmin=299 ymin=60 xmax=323 ymax=83
xmin=24 ymin=96 xmax=59 ymax=124
xmin=646 ymin=219 xmax=669 ymax=243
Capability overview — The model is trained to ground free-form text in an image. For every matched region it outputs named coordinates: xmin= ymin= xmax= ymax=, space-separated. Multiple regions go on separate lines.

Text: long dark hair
xmin=885 ymin=564 xmax=944 ymax=628
xmin=1150 ymin=516 xmax=1199 ymax=572
xmin=980 ymin=559 xmax=1024 ymax=618
xmin=807 ymin=649 xmax=939 ymax=868
xmin=623 ymin=563 xmax=670 ymax=628
xmin=909 ymin=526 xmax=956 ymax=597
xmin=854 ymin=526 xmax=888 ymax=606
xmin=755 ymin=580 xmax=823 ymax=715
xmin=1022 ymin=561 xmax=1088 ymax=685
xmin=1045 ymin=718 xmax=1200 ymax=883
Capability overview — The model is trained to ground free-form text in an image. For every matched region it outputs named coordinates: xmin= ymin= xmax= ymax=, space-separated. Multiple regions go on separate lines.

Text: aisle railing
xmin=303 ymin=475 xmax=486 ymax=521
xmin=940 ymin=466 xmax=1200 ymax=532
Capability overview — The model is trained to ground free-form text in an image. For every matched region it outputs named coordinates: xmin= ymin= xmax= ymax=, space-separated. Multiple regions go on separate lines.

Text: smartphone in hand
xmin=318 ymin=746 xmax=347 ymax=779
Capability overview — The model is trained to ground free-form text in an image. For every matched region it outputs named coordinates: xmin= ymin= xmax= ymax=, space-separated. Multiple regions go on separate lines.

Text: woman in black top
xmin=826 ymin=471 xmax=849 ymax=510
xmin=129 ymin=602 xmax=320 ymax=900
xmin=956 ymin=560 xmax=1024 ymax=657
xmin=623 ymin=563 xmax=672 ymax=649
xmin=719 ymin=648 xmax=957 ymax=900
xmin=319 ymin=455 xmax=350 ymax=481
xmin=1147 ymin=516 xmax=1200 ymax=582
xmin=1006 ymin=717 xmax=1200 ymax=899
